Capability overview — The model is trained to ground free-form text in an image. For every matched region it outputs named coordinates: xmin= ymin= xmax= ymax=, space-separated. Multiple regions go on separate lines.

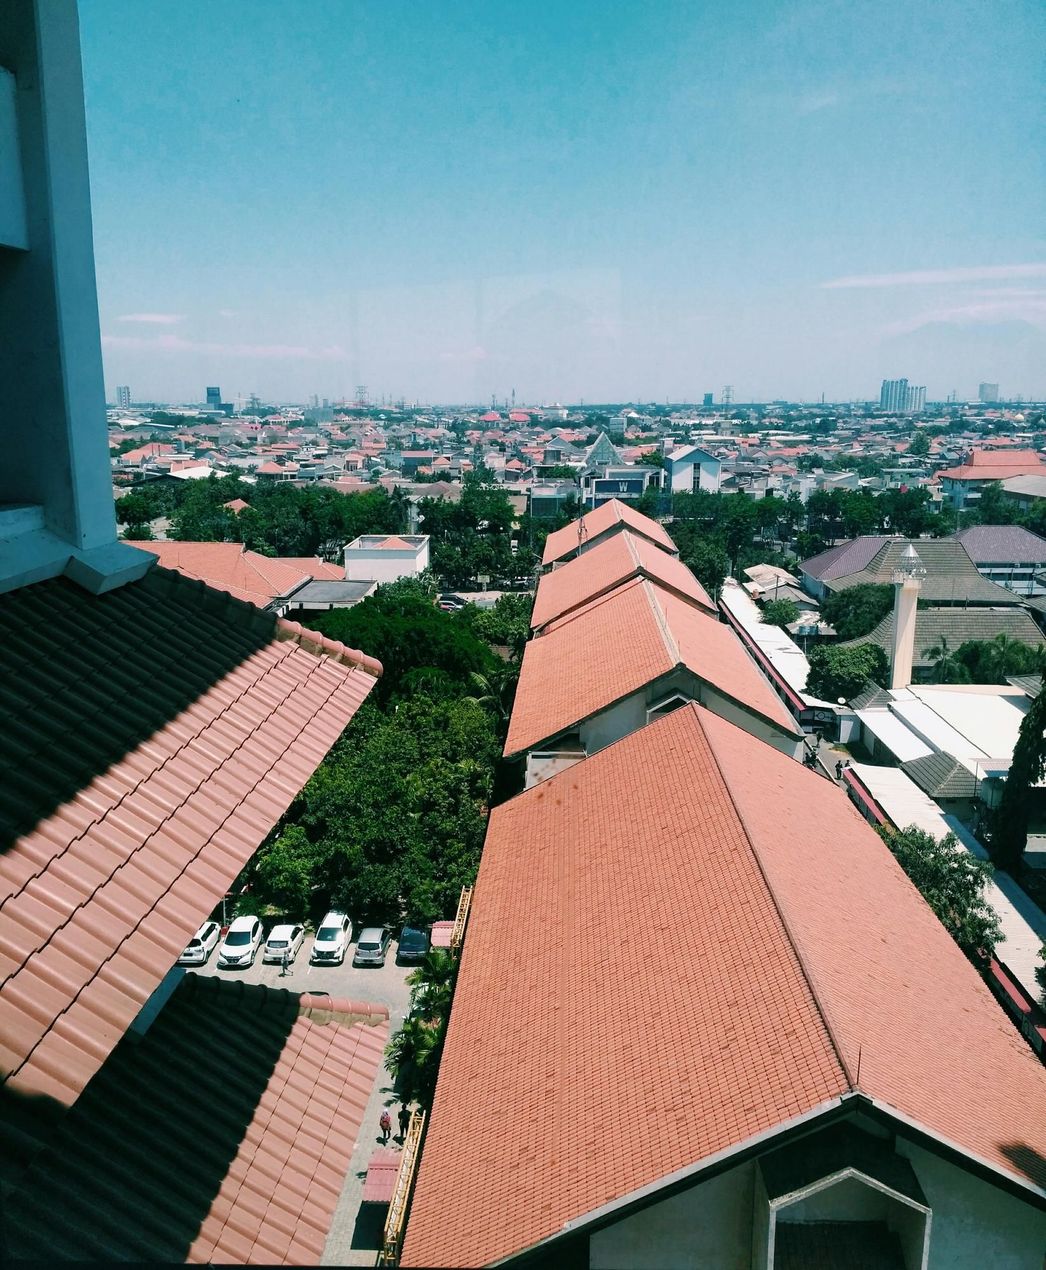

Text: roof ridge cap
xmin=695 ymin=708 xmax=858 ymax=1092
xmin=276 ymin=618 xmax=383 ymax=677
xmin=644 ymin=579 xmax=681 ymax=667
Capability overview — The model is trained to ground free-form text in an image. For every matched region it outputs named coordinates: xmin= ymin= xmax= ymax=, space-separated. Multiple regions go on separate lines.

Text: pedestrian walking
xmin=835 ymin=760 xmax=844 ymax=781
xmin=398 ymin=1104 xmax=411 ymax=1140
xmin=379 ymin=1109 xmax=392 ymax=1144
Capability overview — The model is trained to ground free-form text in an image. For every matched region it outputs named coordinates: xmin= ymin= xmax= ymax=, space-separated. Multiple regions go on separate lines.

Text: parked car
xmin=353 ymin=926 xmax=392 ymax=967
xmin=178 ymin=920 xmax=221 ymax=966
xmin=310 ymin=911 xmax=352 ymax=965
xmin=262 ymin=923 xmax=305 ymax=965
xmin=396 ymin=925 xmax=431 ymax=966
xmin=216 ymin=915 xmax=263 ymax=969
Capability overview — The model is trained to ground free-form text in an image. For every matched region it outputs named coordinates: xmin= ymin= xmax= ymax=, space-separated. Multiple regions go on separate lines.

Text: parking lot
xmin=192 ymin=928 xmax=415 ymax=1027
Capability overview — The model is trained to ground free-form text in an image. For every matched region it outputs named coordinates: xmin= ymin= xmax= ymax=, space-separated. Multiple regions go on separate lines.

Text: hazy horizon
xmin=80 ymin=0 xmax=1046 ymax=405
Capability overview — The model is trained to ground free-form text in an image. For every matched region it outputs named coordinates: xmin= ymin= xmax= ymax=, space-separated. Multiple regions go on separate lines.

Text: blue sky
xmin=80 ymin=0 xmax=1046 ymax=405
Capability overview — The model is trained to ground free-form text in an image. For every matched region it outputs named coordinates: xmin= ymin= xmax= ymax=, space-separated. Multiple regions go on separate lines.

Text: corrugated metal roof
xmin=0 ymin=567 xmax=379 ymax=1108
xmin=5 ymin=975 xmax=389 ymax=1264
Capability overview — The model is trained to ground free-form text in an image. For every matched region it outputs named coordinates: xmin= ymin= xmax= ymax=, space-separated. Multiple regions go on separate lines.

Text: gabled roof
xmin=901 ymin=752 xmax=979 ymax=799
xmin=952 ymin=524 xmax=1046 ymax=564
xmin=541 ymin=499 xmax=677 ymax=565
xmin=0 ymin=567 xmax=380 ymax=1106
xmin=505 ymin=577 xmax=798 ymax=756
xmin=581 ymin=430 xmax=626 ymax=471
xmin=5 ymin=976 xmax=389 ymax=1265
xmin=126 ymin=541 xmax=314 ymax=606
xmin=840 ymin=606 xmax=1046 ymax=669
xmin=531 ymin=530 xmax=715 ymax=629
xmin=403 ymin=705 xmax=1046 ymax=1267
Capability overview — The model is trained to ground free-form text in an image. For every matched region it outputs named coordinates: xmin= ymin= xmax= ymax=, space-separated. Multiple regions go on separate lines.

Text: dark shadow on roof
xmin=0 ymin=567 xmax=277 ymax=851
xmin=4 ymin=974 xmax=298 ymax=1263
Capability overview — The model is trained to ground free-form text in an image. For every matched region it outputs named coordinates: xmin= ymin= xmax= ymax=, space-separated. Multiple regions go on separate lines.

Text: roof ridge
xmin=276 ymin=618 xmax=383 ymax=677
xmin=695 ymin=705 xmax=858 ymax=1092
xmin=645 ymin=579 xmax=681 ymax=667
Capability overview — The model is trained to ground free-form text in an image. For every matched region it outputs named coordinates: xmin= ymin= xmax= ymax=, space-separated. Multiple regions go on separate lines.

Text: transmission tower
xmin=355 ymin=385 xmax=368 ymax=407
xmin=722 ymin=385 xmax=734 ymax=407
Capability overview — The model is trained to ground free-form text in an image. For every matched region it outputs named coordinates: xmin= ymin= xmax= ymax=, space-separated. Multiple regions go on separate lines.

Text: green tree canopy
xmin=761 ymin=598 xmax=799 ymax=628
xmin=806 ymin=642 xmax=889 ymax=702
xmin=821 ymin=584 xmax=895 ymax=641
xmin=991 ymin=683 xmax=1046 ymax=871
xmin=878 ymin=824 xmax=1001 ymax=965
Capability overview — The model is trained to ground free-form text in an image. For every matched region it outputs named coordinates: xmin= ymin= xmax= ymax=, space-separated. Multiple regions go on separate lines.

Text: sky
xmin=79 ymin=0 xmax=1046 ymax=406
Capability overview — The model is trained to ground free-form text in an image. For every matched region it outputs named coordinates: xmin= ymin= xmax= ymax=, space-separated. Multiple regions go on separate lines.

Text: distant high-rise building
xmin=116 ymin=385 xmax=131 ymax=409
xmin=206 ymin=386 xmax=222 ymax=408
xmin=702 ymin=392 xmax=714 ymax=408
xmin=880 ymin=378 xmax=909 ymax=411
xmin=979 ymin=382 xmax=1000 ymax=404
xmin=880 ymin=378 xmax=925 ymax=413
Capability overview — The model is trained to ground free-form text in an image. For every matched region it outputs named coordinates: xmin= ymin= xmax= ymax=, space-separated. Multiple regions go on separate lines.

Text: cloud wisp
xmin=881 ymin=296 xmax=1046 ymax=336
xmin=821 ymin=263 xmax=1046 ymax=290
xmin=116 ymin=312 xmax=185 ymax=324
xmin=102 ymin=332 xmax=347 ymax=360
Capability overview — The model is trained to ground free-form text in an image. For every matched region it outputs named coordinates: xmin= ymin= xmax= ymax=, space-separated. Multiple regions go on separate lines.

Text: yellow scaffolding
xmin=450 ymin=885 xmax=472 ymax=950
xmin=378 ymin=1108 xmax=426 ymax=1266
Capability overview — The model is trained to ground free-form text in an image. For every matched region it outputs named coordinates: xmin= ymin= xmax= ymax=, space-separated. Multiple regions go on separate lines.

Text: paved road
xmin=195 ymin=930 xmax=414 ymax=1265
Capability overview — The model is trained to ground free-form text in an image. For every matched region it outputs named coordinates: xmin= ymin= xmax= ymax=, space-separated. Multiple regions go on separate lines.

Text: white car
xmin=310 ymin=911 xmax=351 ymax=965
xmin=178 ymin=920 xmax=221 ymax=966
xmin=262 ymin=923 xmax=305 ymax=965
xmin=216 ymin=915 xmax=263 ymax=969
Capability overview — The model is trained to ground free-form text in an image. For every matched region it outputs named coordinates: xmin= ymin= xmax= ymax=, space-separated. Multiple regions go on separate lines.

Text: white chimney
xmin=890 ymin=544 xmax=925 ymax=689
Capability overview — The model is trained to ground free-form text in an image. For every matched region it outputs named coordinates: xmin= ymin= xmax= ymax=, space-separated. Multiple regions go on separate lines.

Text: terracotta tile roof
xmin=375 ymin=536 xmax=418 ymax=550
xmin=531 ymin=531 xmax=715 ymax=630
xmin=5 ymin=975 xmax=389 ymax=1265
xmin=126 ymin=541 xmax=314 ymax=606
xmin=362 ymin=1147 xmax=403 ymax=1203
xmin=938 ymin=449 xmax=1045 ymax=481
xmin=280 ymin=556 xmax=345 ymax=581
xmin=403 ymin=705 xmax=1046 ymax=1267
xmin=505 ymin=577 xmax=798 ymax=757
xmin=0 ymin=567 xmax=379 ymax=1106
xmin=403 ymin=706 xmax=849 ymax=1267
xmin=541 ymin=499 xmax=677 ymax=565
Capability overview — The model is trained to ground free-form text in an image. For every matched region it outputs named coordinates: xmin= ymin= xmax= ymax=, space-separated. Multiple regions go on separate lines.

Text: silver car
xmin=353 ymin=926 xmax=392 ymax=967
xmin=177 ymin=920 xmax=221 ymax=966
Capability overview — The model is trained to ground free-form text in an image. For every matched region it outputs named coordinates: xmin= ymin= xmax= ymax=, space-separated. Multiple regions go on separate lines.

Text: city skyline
xmin=80 ymin=0 xmax=1046 ymax=403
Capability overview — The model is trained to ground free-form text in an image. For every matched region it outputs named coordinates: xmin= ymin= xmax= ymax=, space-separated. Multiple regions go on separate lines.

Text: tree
xmin=385 ymin=1015 xmax=441 ymax=1106
xmin=677 ymin=534 xmax=730 ymax=597
xmin=820 ymin=584 xmax=894 ymax=641
xmin=922 ymin=635 xmax=971 ymax=684
xmin=953 ymin=634 xmax=1042 ymax=684
xmin=991 ymin=682 xmax=1046 ymax=871
xmin=908 ymin=429 xmax=930 ymax=457
xmin=878 ymin=824 xmax=1001 ymax=965
xmin=761 ymin=598 xmax=799 ymax=628
xmin=806 ymin=642 xmax=889 ymax=702
xmin=406 ymin=948 xmax=458 ymax=1021
xmin=251 ymin=824 xmax=315 ymax=919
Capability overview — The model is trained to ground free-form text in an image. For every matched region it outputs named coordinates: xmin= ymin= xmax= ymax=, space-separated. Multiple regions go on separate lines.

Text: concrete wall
xmin=590 ymin=1160 xmax=755 ymax=1270
xmin=897 ymin=1142 xmax=1046 ymax=1270
xmin=701 ymin=684 xmax=804 ymax=761
xmin=344 ymin=540 xmax=429 ymax=582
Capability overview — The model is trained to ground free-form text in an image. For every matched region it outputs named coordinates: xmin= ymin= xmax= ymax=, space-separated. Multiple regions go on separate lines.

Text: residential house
xmin=541 ymin=498 xmax=677 ymax=566
xmin=951 ymin=525 xmax=1046 ymax=597
xmin=937 ymin=449 xmax=1046 ymax=510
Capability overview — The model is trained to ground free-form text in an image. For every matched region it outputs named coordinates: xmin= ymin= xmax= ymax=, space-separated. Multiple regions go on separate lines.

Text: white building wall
xmin=580 ymin=692 xmax=648 ymax=755
xmin=897 ymin=1142 xmax=1046 ymax=1270
xmin=590 ymin=1161 xmax=755 ymax=1270
xmin=700 ymin=685 xmax=804 ymax=761
xmin=344 ymin=539 xmax=429 ymax=583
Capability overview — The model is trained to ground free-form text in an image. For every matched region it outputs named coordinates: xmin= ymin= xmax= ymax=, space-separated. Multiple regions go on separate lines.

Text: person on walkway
xmin=379 ymin=1109 xmax=392 ymax=1144
xmin=398 ymin=1104 xmax=411 ymax=1141
xmin=835 ymin=760 xmax=844 ymax=780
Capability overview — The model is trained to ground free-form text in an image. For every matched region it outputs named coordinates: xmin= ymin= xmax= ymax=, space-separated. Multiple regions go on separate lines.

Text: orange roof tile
xmin=5 ymin=975 xmax=389 ymax=1265
xmin=279 ymin=556 xmax=344 ymax=581
xmin=505 ymin=577 xmax=797 ymax=756
xmin=403 ymin=705 xmax=1046 ymax=1267
xmin=541 ymin=499 xmax=677 ymax=565
xmin=532 ymin=530 xmax=715 ymax=629
xmin=0 ymin=567 xmax=380 ymax=1106
xmin=126 ymin=541 xmax=314 ymax=606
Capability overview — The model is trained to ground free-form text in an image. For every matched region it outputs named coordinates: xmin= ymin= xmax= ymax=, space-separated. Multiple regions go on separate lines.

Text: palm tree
xmin=407 ymin=948 xmax=458 ymax=1020
xmin=385 ymin=1015 xmax=439 ymax=1105
xmin=922 ymin=635 xmax=970 ymax=684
